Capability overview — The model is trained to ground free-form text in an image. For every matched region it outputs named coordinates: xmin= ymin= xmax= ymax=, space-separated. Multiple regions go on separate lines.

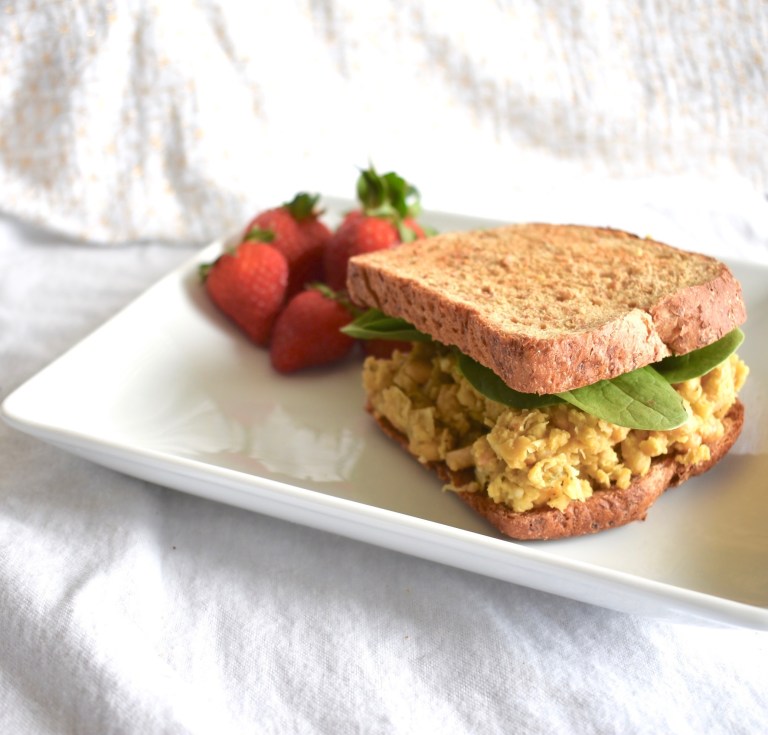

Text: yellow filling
xmin=363 ymin=343 xmax=748 ymax=513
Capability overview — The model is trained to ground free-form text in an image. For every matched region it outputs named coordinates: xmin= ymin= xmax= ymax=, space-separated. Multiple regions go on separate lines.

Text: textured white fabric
xmin=2 ymin=210 xmax=768 ymax=734
xmin=0 ymin=0 xmax=765 ymax=243
xmin=2 ymin=2 xmax=768 ymax=733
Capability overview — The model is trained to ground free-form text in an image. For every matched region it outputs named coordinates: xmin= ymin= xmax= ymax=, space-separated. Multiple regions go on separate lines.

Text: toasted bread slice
xmin=371 ymin=400 xmax=744 ymax=541
xmin=347 ymin=224 xmax=746 ymax=394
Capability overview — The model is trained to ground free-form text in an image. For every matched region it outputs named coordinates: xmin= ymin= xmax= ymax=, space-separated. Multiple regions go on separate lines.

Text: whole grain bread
xmin=346 ymin=224 xmax=746 ymax=394
xmin=371 ymin=400 xmax=744 ymax=541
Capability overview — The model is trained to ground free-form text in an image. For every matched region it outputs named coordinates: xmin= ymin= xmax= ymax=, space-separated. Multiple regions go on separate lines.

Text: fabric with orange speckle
xmin=0 ymin=1 xmax=766 ymax=244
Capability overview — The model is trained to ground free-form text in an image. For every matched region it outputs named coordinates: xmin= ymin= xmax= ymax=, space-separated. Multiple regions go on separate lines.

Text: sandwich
xmin=342 ymin=223 xmax=749 ymax=540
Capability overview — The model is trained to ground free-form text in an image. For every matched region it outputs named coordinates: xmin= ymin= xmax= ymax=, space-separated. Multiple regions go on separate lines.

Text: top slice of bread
xmin=346 ymin=223 xmax=746 ymax=394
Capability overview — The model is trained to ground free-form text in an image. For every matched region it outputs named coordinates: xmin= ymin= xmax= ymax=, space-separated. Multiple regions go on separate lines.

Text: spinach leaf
xmin=344 ymin=309 xmax=742 ymax=431
xmin=654 ymin=328 xmax=744 ymax=383
xmin=341 ymin=309 xmax=432 ymax=342
xmin=458 ymin=355 xmax=689 ymax=429
xmin=456 ymin=353 xmax=564 ymax=409
xmin=558 ymin=366 xmax=689 ymax=430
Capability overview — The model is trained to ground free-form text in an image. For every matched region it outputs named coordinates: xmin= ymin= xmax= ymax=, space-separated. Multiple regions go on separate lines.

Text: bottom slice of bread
xmin=371 ymin=400 xmax=744 ymax=541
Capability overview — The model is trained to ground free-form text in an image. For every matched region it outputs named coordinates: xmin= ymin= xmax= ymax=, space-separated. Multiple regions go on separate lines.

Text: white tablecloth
xmin=2 ymin=2 xmax=768 ymax=733
xmin=3 ymin=195 xmax=768 ymax=735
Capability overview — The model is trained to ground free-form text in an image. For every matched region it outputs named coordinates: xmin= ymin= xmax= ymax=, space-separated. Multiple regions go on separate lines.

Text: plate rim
xmin=3 ymin=210 xmax=768 ymax=630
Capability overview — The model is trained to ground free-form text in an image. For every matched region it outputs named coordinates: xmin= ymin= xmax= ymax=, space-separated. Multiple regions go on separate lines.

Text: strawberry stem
xmin=284 ymin=192 xmax=323 ymax=221
xmin=356 ymin=164 xmax=421 ymax=223
xmin=306 ymin=282 xmax=361 ymax=315
xmin=243 ymin=227 xmax=275 ymax=243
xmin=198 ymin=261 xmax=213 ymax=282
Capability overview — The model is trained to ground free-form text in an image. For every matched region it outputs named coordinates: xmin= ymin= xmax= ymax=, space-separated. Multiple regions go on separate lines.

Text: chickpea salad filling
xmin=363 ymin=342 xmax=749 ymax=513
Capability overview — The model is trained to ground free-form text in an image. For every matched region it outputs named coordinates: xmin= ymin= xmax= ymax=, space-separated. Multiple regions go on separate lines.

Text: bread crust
xmin=370 ymin=400 xmax=744 ymax=541
xmin=347 ymin=224 xmax=746 ymax=394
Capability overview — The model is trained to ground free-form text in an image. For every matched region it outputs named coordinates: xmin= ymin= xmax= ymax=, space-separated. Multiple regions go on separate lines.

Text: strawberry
xmin=322 ymin=166 xmax=426 ymax=290
xmin=270 ymin=285 xmax=357 ymax=373
xmin=201 ymin=242 xmax=288 ymax=346
xmin=402 ymin=217 xmax=426 ymax=240
xmin=296 ymin=200 xmax=333 ymax=251
xmin=243 ymin=193 xmax=331 ymax=297
xmin=323 ymin=214 xmax=400 ymax=290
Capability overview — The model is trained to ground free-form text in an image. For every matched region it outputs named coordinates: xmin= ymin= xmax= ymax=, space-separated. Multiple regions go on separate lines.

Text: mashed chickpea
xmin=363 ymin=343 xmax=748 ymax=513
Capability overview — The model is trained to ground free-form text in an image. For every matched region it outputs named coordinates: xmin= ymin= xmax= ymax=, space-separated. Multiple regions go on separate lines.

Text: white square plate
xmin=4 ymin=206 xmax=767 ymax=629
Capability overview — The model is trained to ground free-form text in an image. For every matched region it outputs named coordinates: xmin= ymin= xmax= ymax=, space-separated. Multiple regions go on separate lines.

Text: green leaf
xmin=357 ymin=166 xmax=388 ymax=212
xmin=456 ymin=353 xmax=564 ymax=409
xmin=355 ymin=164 xmax=421 ymax=220
xmin=456 ymin=355 xmax=690 ymax=428
xmin=284 ymin=192 xmax=322 ymax=221
xmin=340 ymin=309 xmax=432 ymax=342
xmin=198 ymin=261 xmax=213 ymax=282
xmin=397 ymin=220 xmax=420 ymax=243
xmin=381 ymin=171 xmax=421 ymax=220
xmin=654 ymin=328 xmax=744 ymax=383
xmin=348 ymin=309 xmax=741 ymax=430
xmin=242 ymin=227 xmax=275 ymax=243
xmin=558 ymin=366 xmax=689 ymax=430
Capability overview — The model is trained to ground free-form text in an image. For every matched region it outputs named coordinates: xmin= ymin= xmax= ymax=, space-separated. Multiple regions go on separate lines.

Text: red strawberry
xmin=243 ymin=193 xmax=331 ymax=297
xmin=323 ymin=214 xmax=400 ymax=290
xmin=402 ymin=217 xmax=425 ymax=240
xmin=270 ymin=286 xmax=356 ymax=373
xmin=297 ymin=208 xmax=333 ymax=252
xmin=322 ymin=166 xmax=425 ymax=290
xmin=201 ymin=242 xmax=288 ymax=346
